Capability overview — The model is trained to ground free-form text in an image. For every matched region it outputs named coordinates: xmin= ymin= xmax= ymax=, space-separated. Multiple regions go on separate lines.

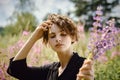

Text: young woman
xmin=7 ymin=14 xmax=94 ymax=80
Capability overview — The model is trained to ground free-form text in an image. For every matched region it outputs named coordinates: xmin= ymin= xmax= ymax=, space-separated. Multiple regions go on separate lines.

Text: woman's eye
xmin=61 ymin=33 xmax=66 ymax=36
xmin=50 ymin=35 xmax=56 ymax=38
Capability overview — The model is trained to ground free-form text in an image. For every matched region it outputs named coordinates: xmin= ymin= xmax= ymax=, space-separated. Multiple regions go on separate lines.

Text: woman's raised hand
xmin=32 ymin=20 xmax=52 ymax=41
xmin=76 ymin=59 xmax=94 ymax=80
xmin=12 ymin=20 xmax=52 ymax=61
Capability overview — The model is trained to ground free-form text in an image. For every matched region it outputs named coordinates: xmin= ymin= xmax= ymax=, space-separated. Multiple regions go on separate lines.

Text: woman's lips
xmin=55 ymin=43 xmax=63 ymax=47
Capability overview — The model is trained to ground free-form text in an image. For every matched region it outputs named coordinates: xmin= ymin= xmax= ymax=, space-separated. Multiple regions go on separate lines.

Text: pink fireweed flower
xmin=16 ymin=40 xmax=24 ymax=49
xmin=97 ymin=54 xmax=108 ymax=63
xmin=0 ymin=68 xmax=5 ymax=80
xmin=111 ymin=51 xmax=120 ymax=59
xmin=22 ymin=30 xmax=29 ymax=36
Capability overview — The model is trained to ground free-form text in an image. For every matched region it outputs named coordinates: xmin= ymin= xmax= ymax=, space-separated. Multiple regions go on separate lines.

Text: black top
xmin=7 ymin=52 xmax=85 ymax=80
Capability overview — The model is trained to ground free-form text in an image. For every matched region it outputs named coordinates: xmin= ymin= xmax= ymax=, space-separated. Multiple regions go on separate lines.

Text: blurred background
xmin=0 ymin=0 xmax=120 ymax=80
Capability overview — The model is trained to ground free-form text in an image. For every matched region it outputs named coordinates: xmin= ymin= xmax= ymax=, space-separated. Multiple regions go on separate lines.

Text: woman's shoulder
xmin=71 ymin=52 xmax=86 ymax=67
xmin=73 ymin=52 xmax=86 ymax=61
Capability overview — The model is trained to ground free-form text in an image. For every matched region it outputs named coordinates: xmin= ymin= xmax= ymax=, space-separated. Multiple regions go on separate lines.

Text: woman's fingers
xmin=79 ymin=69 xmax=94 ymax=76
xmin=77 ymin=73 xmax=94 ymax=80
xmin=42 ymin=21 xmax=52 ymax=27
xmin=32 ymin=20 xmax=52 ymax=40
xmin=38 ymin=20 xmax=52 ymax=31
xmin=77 ymin=59 xmax=94 ymax=80
xmin=80 ymin=64 xmax=92 ymax=71
xmin=84 ymin=59 xmax=94 ymax=65
xmin=80 ymin=60 xmax=93 ymax=70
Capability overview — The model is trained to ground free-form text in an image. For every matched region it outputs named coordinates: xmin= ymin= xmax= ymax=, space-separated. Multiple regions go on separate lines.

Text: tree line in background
xmin=0 ymin=0 xmax=37 ymax=36
xmin=0 ymin=0 xmax=120 ymax=36
xmin=70 ymin=0 xmax=120 ymax=31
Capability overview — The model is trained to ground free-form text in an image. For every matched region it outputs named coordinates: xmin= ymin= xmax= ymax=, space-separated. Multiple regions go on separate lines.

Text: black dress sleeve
xmin=7 ymin=57 xmax=51 ymax=80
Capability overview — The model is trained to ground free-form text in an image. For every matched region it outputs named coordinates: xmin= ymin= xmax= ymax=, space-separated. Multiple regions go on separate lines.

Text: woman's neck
xmin=57 ymin=49 xmax=73 ymax=68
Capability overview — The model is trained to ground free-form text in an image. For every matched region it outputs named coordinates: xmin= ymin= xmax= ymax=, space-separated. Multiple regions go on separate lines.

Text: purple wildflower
xmin=95 ymin=11 xmax=103 ymax=15
xmin=95 ymin=6 xmax=103 ymax=16
xmin=88 ymin=6 xmax=120 ymax=60
xmin=93 ymin=22 xmax=102 ymax=27
xmin=93 ymin=16 xmax=102 ymax=21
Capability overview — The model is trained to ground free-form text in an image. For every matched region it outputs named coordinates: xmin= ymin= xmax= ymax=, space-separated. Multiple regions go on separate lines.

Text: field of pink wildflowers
xmin=0 ymin=29 xmax=120 ymax=80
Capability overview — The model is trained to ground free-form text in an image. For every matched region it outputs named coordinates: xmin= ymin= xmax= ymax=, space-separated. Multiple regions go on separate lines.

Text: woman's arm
xmin=7 ymin=58 xmax=52 ymax=80
xmin=7 ymin=20 xmax=52 ymax=79
xmin=13 ymin=20 xmax=52 ymax=61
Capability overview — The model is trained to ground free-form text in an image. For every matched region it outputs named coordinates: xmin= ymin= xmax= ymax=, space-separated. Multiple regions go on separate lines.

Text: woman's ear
xmin=71 ymin=35 xmax=76 ymax=44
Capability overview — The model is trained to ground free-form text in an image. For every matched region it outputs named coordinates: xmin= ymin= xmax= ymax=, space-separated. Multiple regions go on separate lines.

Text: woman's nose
xmin=56 ymin=35 xmax=61 ymax=42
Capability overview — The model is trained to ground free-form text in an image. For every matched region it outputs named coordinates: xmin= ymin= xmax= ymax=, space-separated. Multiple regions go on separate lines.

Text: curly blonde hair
xmin=43 ymin=14 xmax=79 ymax=44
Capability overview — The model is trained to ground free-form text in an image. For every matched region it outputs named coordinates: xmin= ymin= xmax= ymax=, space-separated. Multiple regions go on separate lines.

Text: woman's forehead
xmin=49 ymin=24 xmax=64 ymax=33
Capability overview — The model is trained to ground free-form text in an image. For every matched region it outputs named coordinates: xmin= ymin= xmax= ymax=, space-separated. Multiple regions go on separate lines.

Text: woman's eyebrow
xmin=49 ymin=32 xmax=55 ymax=35
xmin=49 ymin=29 xmax=65 ymax=34
xmin=60 ymin=29 xmax=65 ymax=32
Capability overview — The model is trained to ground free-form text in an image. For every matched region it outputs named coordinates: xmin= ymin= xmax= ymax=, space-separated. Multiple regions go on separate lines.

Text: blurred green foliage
xmin=1 ymin=12 xmax=37 ymax=36
xmin=0 ymin=0 xmax=37 ymax=36
xmin=95 ymin=56 xmax=120 ymax=80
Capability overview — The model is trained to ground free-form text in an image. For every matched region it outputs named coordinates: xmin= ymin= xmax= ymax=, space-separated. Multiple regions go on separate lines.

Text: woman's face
xmin=48 ymin=24 xmax=73 ymax=53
